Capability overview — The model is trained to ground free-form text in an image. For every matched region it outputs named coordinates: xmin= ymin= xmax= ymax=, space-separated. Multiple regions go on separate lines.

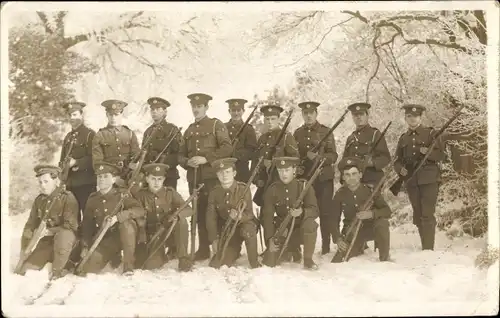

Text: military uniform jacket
xmin=59 ymin=124 xmax=96 ymax=188
xmin=330 ymin=184 xmax=391 ymax=242
xmin=394 ymin=125 xmax=445 ymax=186
xmin=206 ymin=181 xmax=255 ymax=243
xmin=91 ymin=125 xmax=141 ymax=177
xmin=81 ymin=187 xmax=145 ymax=247
xmin=179 ymin=116 xmax=233 ymax=183
xmin=22 ymin=189 xmax=79 ymax=238
xmin=342 ymin=125 xmax=391 ymax=184
xmin=225 ymin=119 xmax=258 ymax=182
xmin=142 ymin=120 xmax=182 ymax=181
xmin=252 ymin=129 xmax=299 ymax=185
xmin=134 ymin=187 xmax=194 ymax=238
xmin=261 ymin=179 xmax=319 ymax=243
xmin=293 ymin=121 xmax=338 ymax=182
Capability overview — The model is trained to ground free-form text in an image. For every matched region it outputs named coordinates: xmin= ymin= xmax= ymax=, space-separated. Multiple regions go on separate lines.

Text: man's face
xmin=277 ymin=166 xmax=296 ymax=184
xmin=405 ymin=113 xmax=422 ymax=128
xmin=229 ymin=108 xmax=244 ymax=121
xmin=343 ymin=167 xmax=362 ymax=188
xmin=191 ymin=104 xmax=208 ymax=120
xmin=38 ymin=173 xmax=59 ymax=195
xmin=352 ymin=111 xmax=368 ymax=127
xmin=264 ymin=115 xmax=280 ymax=130
xmin=69 ymin=110 xmax=83 ymax=128
xmin=151 ymin=107 xmax=167 ymax=123
xmin=106 ymin=111 xmax=123 ymax=126
xmin=97 ymin=173 xmax=116 ymax=192
xmin=146 ymin=174 xmax=165 ymax=192
xmin=302 ymin=109 xmax=317 ymax=126
xmin=216 ymin=167 xmax=236 ymax=185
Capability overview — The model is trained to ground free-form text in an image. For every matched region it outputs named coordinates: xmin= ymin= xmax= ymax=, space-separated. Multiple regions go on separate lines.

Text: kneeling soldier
xmin=262 ymin=157 xmax=319 ymax=270
xmin=18 ymin=165 xmax=79 ymax=280
xmin=207 ymin=158 xmax=262 ymax=269
xmin=331 ymin=157 xmax=392 ymax=262
xmin=134 ymin=163 xmax=194 ymax=272
xmin=80 ymin=162 xmax=146 ymax=275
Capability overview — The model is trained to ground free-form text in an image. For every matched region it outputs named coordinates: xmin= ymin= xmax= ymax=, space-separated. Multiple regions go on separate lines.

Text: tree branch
xmin=36 ymin=12 xmax=52 ymax=34
xmin=366 ymin=29 xmax=382 ymax=103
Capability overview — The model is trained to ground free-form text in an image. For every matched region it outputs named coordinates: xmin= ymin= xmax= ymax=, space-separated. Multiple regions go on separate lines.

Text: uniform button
xmin=355 ymin=146 xmax=358 ymax=149
xmin=226 ymin=201 xmax=229 ymax=204
xmin=285 ymin=189 xmax=288 ymax=192
xmin=230 ymin=132 xmax=233 ymax=135
xmin=353 ymin=195 xmax=356 ymax=199
xmin=307 ymin=137 xmax=310 ymax=140
xmin=226 ymin=193 xmax=229 ymax=196
xmin=103 ymin=200 xmax=106 ymax=203
xmin=47 ymin=200 xmax=51 ymax=203
xmin=306 ymin=145 xmax=310 ymax=148
xmin=413 ymin=145 xmax=415 ymax=148
xmin=117 ymin=147 xmax=120 ymax=150
xmin=45 ymin=209 xmax=48 ymax=212
xmin=413 ymin=152 xmax=416 ymax=155
xmin=196 ymin=132 xmax=199 ymax=135
xmin=104 ymin=208 xmax=108 ymax=212
xmin=156 ymin=205 xmax=159 ymax=208
xmin=197 ymin=148 xmax=200 ymax=151
xmin=286 ymin=197 xmax=289 ymax=201
xmin=196 ymin=125 xmax=199 ymax=128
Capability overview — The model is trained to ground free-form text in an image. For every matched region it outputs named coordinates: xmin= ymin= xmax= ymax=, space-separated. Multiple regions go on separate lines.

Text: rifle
xmin=253 ymin=109 xmax=294 ymax=207
xmin=209 ymin=156 xmax=264 ymax=269
xmin=127 ymin=149 xmax=148 ymax=189
xmin=190 ymin=167 xmax=199 ymax=260
xmin=263 ymin=158 xmax=326 ymax=267
xmin=153 ymin=127 xmax=183 ymax=163
xmin=15 ymin=185 xmax=66 ymax=275
xmin=74 ymin=179 xmax=139 ymax=275
xmin=389 ymin=105 xmax=465 ymax=196
xmin=332 ymin=155 xmax=398 ymax=263
xmin=303 ymin=109 xmax=349 ymax=179
xmin=141 ymin=183 xmax=205 ymax=268
xmin=231 ymin=106 xmax=258 ymax=148
xmin=59 ymin=134 xmax=78 ymax=185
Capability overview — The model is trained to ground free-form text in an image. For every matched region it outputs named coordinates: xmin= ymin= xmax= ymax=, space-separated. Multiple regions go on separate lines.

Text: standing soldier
xmin=79 ymin=162 xmax=146 ymax=275
xmin=179 ymin=93 xmax=233 ymax=261
xmin=393 ymin=104 xmax=445 ymax=251
xmin=252 ymin=104 xmax=299 ymax=251
xmin=142 ymin=97 xmax=183 ymax=190
xmin=261 ymin=157 xmax=319 ymax=270
xmin=293 ymin=101 xmax=338 ymax=255
xmin=224 ymin=98 xmax=258 ymax=183
xmin=18 ymin=165 xmax=79 ymax=280
xmin=330 ymin=157 xmax=392 ymax=262
xmin=59 ymin=101 xmax=96 ymax=223
xmin=92 ymin=99 xmax=141 ymax=188
xmin=134 ymin=163 xmax=194 ymax=272
xmin=342 ymin=103 xmax=391 ymax=186
xmin=206 ymin=158 xmax=262 ymax=269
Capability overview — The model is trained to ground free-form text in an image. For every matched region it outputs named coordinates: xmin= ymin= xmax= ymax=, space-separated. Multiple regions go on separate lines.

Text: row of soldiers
xmin=18 ymin=93 xmax=445 ymax=279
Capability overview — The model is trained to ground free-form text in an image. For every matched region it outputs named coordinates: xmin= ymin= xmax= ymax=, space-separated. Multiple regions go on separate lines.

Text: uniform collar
xmin=346 ymin=183 xmax=362 ymax=194
xmin=195 ymin=115 xmax=209 ymax=123
xmin=355 ymin=124 xmax=370 ymax=133
xmin=71 ymin=123 xmax=84 ymax=132
xmin=408 ymin=124 xmax=424 ymax=135
xmin=281 ymin=178 xmax=298 ymax=188
xmin=221 ymin=181 xmax=237 ymax=193
xmin=153 ymin=118 xmax=167 ymax=127
xmin=149 ymin=186 xmax=167 ymax=197
xmin=99 ymin=187 xmax=117 ymax=197
xmin=229 ymin=119 xmax=243 ymax=126
xmin=304 ymin=121 xmax=320 ymax=131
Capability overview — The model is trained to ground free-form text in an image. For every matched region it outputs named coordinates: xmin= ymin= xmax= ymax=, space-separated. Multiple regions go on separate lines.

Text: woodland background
xmin=7 ymin=10 xmax=489 ymax=243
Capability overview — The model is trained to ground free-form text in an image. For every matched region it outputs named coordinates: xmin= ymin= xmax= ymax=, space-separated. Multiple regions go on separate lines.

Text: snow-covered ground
xmin=3 ymin=178 xmax=499 ymax=317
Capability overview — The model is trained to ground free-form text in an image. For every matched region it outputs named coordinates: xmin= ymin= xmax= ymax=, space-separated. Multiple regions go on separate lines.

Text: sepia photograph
xmin=1 ymin=1 xmax=499 ymax=317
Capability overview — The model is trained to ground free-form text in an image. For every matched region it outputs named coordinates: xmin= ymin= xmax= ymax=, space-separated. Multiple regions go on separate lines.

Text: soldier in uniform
xmin=18 ymin=165 xmax=79 ymax=280
xmin=92 ymin=100 xmax=141 ymax=188
xmin=261 ymin=157 xmax=319 ymax=270
xmin=330 ymin=157 xmax=392 ymax=262
xmin=134 ymin=163 xmax=194 ymax=272
xmin=58 ymin=101 xmax=96 ymax=223
xmin=293 ymin=101 xmax=338 ymax=255
xmin=179 ymin=93 xmax=233 ymax=261
xmin=142 ymin=97 xmax=183 ymax=189
xmin=224 ymin=99 xmax=258 ymax=183
xmin=79 ymin=162 xmax=146 ymax=275
xmin=252 ymin=104 xmax=299 ymax=251
xmin=393 ymin=104 xmax=445 ymax=251
xmin=342 ymin=102 xmax=391 ymax=186
xmin=206 ymin=158 xmax=262 ymax=269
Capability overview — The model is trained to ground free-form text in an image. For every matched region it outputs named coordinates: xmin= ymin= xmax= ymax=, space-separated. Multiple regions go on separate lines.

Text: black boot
xmin=178 ymin=257 xmax=194 ymax=272
xmin=304 ymin=258 xmax=318 ymax=270
xmin=321 ymin=244 xmax=330 ymax=255
xmin=245 ymin=237 xmax=262 ymax=269
xmin=421 ymin=224 xmax=435 ymax=251
xmin=166 ymin=246 xmax=177 ymax=261
xmin=194 ymin=247 xmax=211 ymax=261
xmin=292 ymin=246 xmax=302 ymax=263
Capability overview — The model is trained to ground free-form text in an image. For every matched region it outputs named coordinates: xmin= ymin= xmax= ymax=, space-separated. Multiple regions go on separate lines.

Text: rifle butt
xmin=262 ymin=249 xmax=278 ymax=267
